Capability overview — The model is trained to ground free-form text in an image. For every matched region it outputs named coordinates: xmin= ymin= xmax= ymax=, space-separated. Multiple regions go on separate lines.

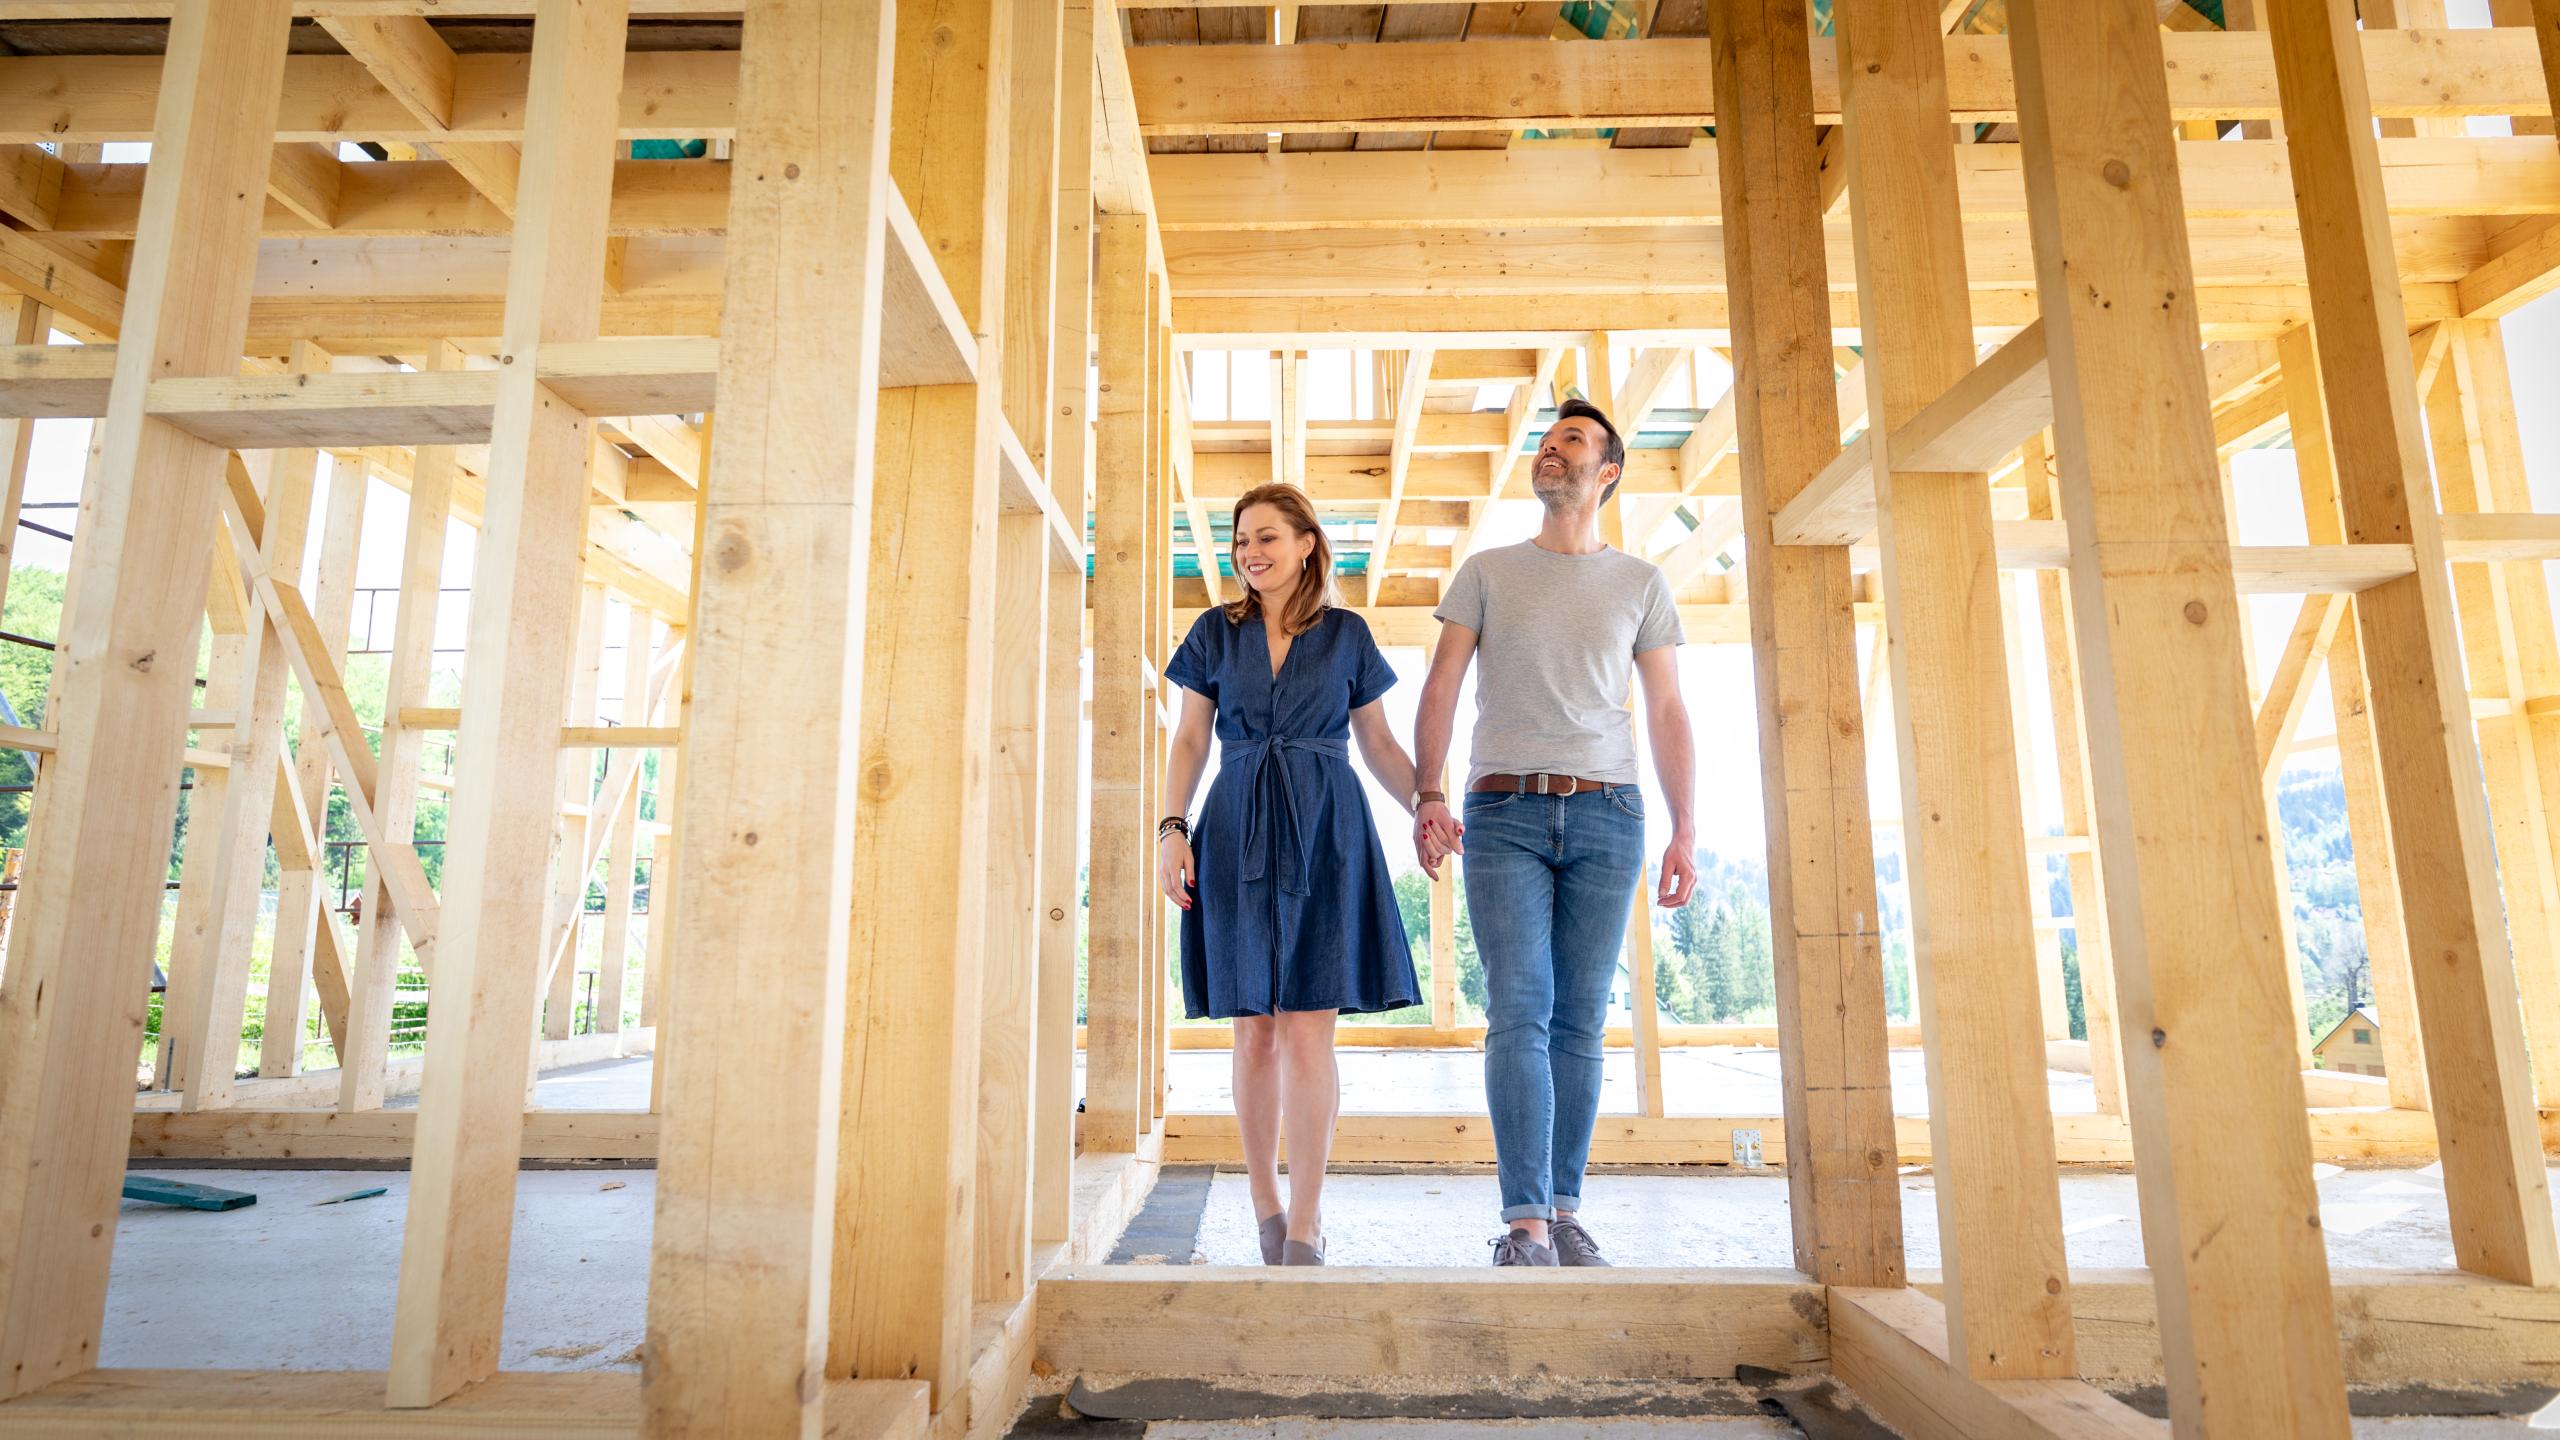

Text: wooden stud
xmin=341 ymin=343 xmax=459 ymax=1109
xmin=1706 ymin=0 xmax=1905 ymax=1292
xmin=2019 ymin=435 xmax=2125 ymax=1118
xmin=543 ymin=583 xmax=609 ymax=1042
xmin=830 ymin=0 xmax=1012 ymax=1404
xmin=975 ymin=510 xmax=1049 ymax=1305
xmin=2276 ymin=325 xmax=2420 ymax=1084
xmin=2430 ymin=320 xmax=2560 ymax=1109
xmin=2009 ymin=0 xmax=2353 ymax=1429
xmin=1835 ymin=0 xmax=2073 ymax=1376
xmin=0 ymin=1 xmax=293 ymax=1400
xmin=594 ymin=605 xmax=651 ymax=1037
xmin=2265 ymin=0 xmax=2560 ymax=1287
xmin=1084 ymin=213 xmax=1149 ymax=1155
xmin=1032 ymin=0 xmax=1097 ymax=1251
xmin=639 ymin=0 xmax=895 ymax=1428
xmin=171 ymin=387 xmax=326 ymax=1111
xmin=387 ymin=0 xmax=632 ymax=1408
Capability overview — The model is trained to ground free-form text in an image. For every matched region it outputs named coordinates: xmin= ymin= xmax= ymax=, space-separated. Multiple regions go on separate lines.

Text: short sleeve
xmin=1166 ymin=610 xmax=1223 ymax=700
xmin=1633 ymin=566 xmax=1684 ymax=655
xmin=1347 ymin=615 xmax=1398 ymax=710
xmin=1433 ymin=556 xmax=1487 ymax=634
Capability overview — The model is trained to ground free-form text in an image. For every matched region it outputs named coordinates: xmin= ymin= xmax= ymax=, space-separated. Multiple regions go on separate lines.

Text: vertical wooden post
xmin=342 ymin=350 xmax=454 ymax=1108
xmin=2275 ymin=325 xmax=2424 ymax=1095
xmin=1033 ymin=0 xmax=1097 ymax=1250
xmin=2009 ymin=0 xmax=2352 ymax=1429
xmin=975 ymin=0 xmax=1062 ymax=1307
xmin=388 ymin=0 xmax=631 ymax=1407
xmin=2264 ymin=0 xmax=2559 ymax=1287
xmin=831 ymin=0 xmax=1011 ymax=1405
xmin=641 ymin=1 xmax=894 ymax=1428
xmin=544 ymin=583 xmax=609 ymax=1040
xmin=1033 ymin=545 xmax=1086 ymax=1246
xmin=2429 ymin=321 xmax=2560 ymax=1109
xmin=595 ymin=606 xmax=651 ymax=1036
xmin=2020 ymin=436 xmax=2126 ymax=1116
xmin=1834 ymin=0 xmax=2072 ymax=1375
xmin=1706 ymin=0 xmax=1905 ymax=1290
xmin=976 ymin=512 xmax=1049 ymax=1306
xmin=174 ymin=360 xmax=326 ymax=1110
xmin=1149 ymin=299 xmax=1174 ymax=1124
xmin=269 ymin=448 xmax=370 ymax=1077
xmin=0 ymin=296 xmax=45 ymax=628
xmin=0 ymin=2 xmax=291 ymax=1399
xmin=1084 ymin=212 xmax=1149 ymax=1154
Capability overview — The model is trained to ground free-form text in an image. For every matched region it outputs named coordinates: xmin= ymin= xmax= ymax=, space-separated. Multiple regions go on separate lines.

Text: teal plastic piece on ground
xmin=121 ymin=1176 xmax=256 ymax=1211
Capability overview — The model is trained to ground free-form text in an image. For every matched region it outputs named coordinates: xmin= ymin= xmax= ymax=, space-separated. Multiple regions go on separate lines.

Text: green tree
xmin=0 ymin=567 xmax=66 ymax=852
xmin=1729 ymin=883 xmax=1774 ymax=1018
xmin=2059 ymin=932 xmax=2087 ymax=1041
xmin=1699 ymin=903 xmax=1742 ymax=1021
xmin=1663 ymin=898 xmax=1712 ymax=1023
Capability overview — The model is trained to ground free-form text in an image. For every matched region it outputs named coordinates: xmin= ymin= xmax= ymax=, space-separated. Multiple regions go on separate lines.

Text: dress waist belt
xmin=1229 ymin=735 xmax=1350 ymax=898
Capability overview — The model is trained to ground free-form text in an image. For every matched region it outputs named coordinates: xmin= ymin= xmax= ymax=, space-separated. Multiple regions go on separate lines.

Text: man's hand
xmin=1412 ymin=799 xmax=1464 ymax=879
xmin=1655 ymin=832 xmax=1698 ymax=908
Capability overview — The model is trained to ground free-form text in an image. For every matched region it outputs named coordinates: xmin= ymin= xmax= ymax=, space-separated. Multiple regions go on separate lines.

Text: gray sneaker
xmin=1490 ymin=1228 xmax=1559 ymax=1267
xmin=1258 ymin=1213 xmax=1287 ymax=1266
xmin=1550 ymin=1216 xmax=1611 ymax=1267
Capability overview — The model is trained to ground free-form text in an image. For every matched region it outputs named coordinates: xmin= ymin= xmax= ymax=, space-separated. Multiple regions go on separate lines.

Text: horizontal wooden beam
xmin=0 ymin=1370 xmax=929 ymax=1438
xmin=1160 ymin=217 xmax=2486 ymax=297
xmin=1130 ymin=30 xmax=2550 ymax=135
xmin=1172 ymin=286 xmax=2458 ymax=345
xmin=1149 ymin=138 xmax=2560 ymax=232
xmin=1035 ymin=1268 xmax=1830 ymax=1379
xmin=121 ymin=1099 xmax=2560 ymax=1167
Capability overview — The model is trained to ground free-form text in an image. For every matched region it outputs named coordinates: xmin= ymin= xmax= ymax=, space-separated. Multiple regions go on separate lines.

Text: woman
xmin=1158 ymin=483 xmax=1428 ymax=1266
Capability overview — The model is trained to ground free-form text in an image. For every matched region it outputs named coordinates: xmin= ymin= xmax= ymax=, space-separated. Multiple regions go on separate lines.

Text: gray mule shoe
xmin=1489 ymin=1228 xmax=1559 ymax=1267
xmin=1549 ymin=1216 xmax=1612 ymax=1267
xmin=1258 ymin=1213 xmax=1288 ymax=1266
xmin=1282 ymin=1236 xmax=1326 ymax=1266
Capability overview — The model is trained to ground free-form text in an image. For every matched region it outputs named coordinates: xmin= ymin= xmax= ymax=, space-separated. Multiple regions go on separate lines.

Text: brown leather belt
xmin=1469 ymin=773 xmax=1617 ymax=797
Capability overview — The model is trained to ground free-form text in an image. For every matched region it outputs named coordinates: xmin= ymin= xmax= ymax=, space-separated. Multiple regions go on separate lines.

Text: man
xmin=1412 ymin=397 xmax=1698 ymax=1268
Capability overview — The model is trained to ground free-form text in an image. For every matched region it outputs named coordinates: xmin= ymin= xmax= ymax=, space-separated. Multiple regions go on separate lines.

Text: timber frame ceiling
xmin=0 ymin=3 xmax=2550 ymax=623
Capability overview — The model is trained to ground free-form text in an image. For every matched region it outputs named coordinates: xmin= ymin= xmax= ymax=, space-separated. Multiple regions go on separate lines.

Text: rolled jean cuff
xmin=1552 ymin=1195 xmax=1581 ymax=1214
xmin=1500 ymin=1203 xmax=1556 ymax=1222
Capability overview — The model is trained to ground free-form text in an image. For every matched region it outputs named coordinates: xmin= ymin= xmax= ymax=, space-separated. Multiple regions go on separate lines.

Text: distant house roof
xmin=2313 ymin=1007 xmax=2385 ymax=1053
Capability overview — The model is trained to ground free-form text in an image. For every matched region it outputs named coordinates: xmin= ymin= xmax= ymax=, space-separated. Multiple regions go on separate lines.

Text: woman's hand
xmin=1157 ymin=832 xmax=1196 ymax=910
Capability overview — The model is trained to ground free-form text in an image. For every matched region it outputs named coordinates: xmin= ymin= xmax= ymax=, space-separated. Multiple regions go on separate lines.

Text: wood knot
xmin=2102 ymin=159 xmax=2132 ymax=189
xmin=2182 ymin=600 xmax=2208 ymax=625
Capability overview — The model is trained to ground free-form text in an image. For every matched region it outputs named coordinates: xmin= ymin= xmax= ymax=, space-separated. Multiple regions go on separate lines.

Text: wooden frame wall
xmin=0 ymin=4 xmax=2556 ymax=1439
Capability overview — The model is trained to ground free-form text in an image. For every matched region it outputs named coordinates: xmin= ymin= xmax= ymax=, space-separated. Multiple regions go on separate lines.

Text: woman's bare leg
xmin=1275 ymin=1008 xmax=1341 ymax=1245
xmin=1232 ymin=1015 xmax=1284 ymax=1223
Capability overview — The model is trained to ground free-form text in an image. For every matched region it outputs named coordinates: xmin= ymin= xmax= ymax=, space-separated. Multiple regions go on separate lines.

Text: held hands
xmin=1412 ymin=799 xmax=1465 ymax=879
xmin=1656 ymin=831 xmax=1699 ymax=908
xmin=1157 ymin=832 xmax=1196 ymax=910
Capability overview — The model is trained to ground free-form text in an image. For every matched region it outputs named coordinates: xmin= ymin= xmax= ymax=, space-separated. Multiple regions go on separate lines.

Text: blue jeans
xmin=1461 ymin=785 xmax=1648 ymax=1222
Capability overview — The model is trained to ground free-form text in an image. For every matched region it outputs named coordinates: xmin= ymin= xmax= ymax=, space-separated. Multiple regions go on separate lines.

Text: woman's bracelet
xmin=1157 ymin=815 xmax=1191 ymax=843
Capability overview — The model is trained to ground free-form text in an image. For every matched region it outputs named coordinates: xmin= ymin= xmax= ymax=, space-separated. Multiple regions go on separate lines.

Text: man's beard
xmin=1530 ymin=456 xmax=1597 ymax=507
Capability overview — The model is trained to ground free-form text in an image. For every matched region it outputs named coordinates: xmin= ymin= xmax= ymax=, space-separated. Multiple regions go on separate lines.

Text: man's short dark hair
xmin=1555 ymin=397 xmax=1626 ymax=503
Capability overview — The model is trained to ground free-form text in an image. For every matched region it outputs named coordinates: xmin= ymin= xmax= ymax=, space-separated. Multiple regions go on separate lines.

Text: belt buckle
xmin=1556 ymin=775 xmax=1581 ymax=798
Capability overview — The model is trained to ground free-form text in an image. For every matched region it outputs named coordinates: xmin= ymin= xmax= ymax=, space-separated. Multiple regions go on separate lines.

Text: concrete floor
xmin=389 ymin=1049 xmax=2098 ymax=1120
xmin=1120 ymin=1045 xmax=2098 ymax=1118
xmin=98 ymin=1051 xmax=2552 ymax=1433
xmin=1170 ymin=1163 xmax=2557 ymax=1271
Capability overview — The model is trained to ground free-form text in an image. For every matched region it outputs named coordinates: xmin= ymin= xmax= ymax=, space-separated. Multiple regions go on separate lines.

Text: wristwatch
xmin=1409 ymin=789 xmax=1446 ymax=813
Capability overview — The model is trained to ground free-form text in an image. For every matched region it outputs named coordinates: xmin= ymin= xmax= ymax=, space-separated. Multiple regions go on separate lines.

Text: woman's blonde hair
xmin=1220 ymin=483 xmax=1336 ymax=637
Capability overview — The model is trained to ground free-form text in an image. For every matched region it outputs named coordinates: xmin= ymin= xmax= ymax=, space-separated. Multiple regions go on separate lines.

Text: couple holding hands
xmin=1154 ymin=399 xmax=1699 ymax=1269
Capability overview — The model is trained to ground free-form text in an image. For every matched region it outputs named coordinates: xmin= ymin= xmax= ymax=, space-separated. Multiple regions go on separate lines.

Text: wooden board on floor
xmin=1035 ymin=1268 xmax=1830 ymax=1378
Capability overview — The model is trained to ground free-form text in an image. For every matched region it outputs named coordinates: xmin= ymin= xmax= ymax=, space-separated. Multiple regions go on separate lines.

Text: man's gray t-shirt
xmin=1433 ymin=541 xmax=1684 ymax=787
